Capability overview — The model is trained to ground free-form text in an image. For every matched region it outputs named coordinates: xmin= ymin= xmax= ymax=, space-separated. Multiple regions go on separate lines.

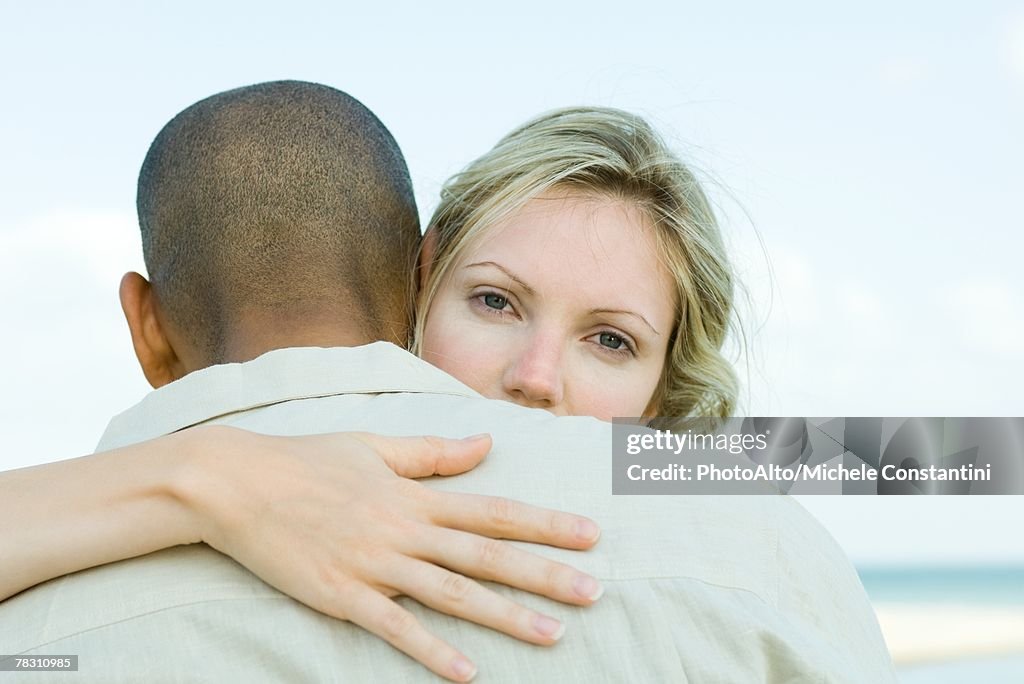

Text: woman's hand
xmin=177 ymin=426 xmax=604 ymax=682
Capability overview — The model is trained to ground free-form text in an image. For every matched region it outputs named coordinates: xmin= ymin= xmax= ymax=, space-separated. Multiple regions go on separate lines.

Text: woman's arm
xmin=0 ymin=426 xmax=603 ymax=682
xmin=0 ymin=428 xmax=204 ymax=601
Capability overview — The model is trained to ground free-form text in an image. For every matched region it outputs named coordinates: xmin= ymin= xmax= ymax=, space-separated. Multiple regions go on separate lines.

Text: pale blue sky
xmin=1 ymin=1 xmax=1022 ymax=565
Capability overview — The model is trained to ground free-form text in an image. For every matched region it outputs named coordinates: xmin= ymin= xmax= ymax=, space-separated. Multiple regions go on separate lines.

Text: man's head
xmin=121 ymin=80 xmax=419 ymax=387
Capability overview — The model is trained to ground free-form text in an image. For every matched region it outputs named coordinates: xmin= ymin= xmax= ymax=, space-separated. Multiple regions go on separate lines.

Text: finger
xmin=385 ymin=558 xmax=568 ymax=647
xmin=412 ymin=526 xmax=604 ymax=606
xmin=424 ymin=490 xmax=601 ymax=550
xmin=339 ymin=582 xmax=478 ymax=682
xmin=352 ymin=433 xmax=492 ymax=478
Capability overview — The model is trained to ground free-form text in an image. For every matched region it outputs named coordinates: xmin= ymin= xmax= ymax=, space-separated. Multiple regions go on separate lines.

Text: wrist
xmin=167 ymin=424 xmax=246 ymax=548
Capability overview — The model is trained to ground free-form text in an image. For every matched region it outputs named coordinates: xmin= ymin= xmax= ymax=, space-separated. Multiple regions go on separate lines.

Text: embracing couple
xmin=0 ymin=81 xmax=896 ymax=682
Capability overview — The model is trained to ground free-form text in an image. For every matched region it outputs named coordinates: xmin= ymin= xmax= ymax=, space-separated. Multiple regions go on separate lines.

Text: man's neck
xmin=163 ymin=299 xmax=410 ymax=379
xmin=216 ymin=321 xmax=381 ymax=366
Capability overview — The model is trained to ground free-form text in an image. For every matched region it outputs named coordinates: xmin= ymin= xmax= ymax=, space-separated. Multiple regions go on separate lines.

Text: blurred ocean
xmin=897 ymin=654 xmax=1024 ymax=683
xmin=858 ymin=565 xmax=1024 ymax=606
xmin=856 ymin=566 xmax=1024 ymax=683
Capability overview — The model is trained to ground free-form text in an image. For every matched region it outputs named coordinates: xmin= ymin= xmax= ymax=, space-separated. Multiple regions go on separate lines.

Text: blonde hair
xmin=414 ymin=107 xmax=738 ymax=418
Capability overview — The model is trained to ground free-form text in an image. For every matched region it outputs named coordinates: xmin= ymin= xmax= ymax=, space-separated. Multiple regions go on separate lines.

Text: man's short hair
xmin=137 ymin=80 xmax=419 ymax=360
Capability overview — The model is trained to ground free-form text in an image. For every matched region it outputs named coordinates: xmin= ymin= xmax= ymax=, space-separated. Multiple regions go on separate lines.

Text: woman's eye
xmin=590 ymin=330 xmax=636 ymax=357
xmin=599 ymin=332 xmax=625 ymax=350
xmin=483 ymin=293 xmax=508 ymax=310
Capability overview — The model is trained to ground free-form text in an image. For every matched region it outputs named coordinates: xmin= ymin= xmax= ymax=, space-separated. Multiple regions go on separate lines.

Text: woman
xmin=416 ymin=107 xmax=735 ymax=420
xmin=2 ymin=107 xmax=738 ymax=681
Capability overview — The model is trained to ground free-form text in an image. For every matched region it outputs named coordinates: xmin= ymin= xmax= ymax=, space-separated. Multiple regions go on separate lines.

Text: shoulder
xmin=768 ymin=496 xmax=897 ymax=679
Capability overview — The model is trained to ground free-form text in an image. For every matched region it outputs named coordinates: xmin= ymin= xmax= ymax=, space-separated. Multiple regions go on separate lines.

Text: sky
xmin=1 ymin=1 xmax=1022 ymax=566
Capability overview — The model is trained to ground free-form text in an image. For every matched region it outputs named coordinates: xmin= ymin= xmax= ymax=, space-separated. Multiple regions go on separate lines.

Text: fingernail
xmin=532 ymin=614 xmax=565 ymax=640
xmin=451 ymin=656 xmax=477 ymax=680
xmin=462 ymin=433 xmax=490 ymax=442
xmin=575 ymin=519 xmax=600 ymax=542
xmin=573 ymin=574 xmax=604 ymax=601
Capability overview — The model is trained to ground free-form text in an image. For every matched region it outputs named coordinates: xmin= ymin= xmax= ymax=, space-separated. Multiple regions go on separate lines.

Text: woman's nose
xmin=502 ymin=334 xmax=565 ymax=410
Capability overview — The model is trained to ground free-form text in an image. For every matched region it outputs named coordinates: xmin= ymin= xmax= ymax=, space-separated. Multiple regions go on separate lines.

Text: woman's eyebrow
xmin=464 ymin=261 xmax=535 ymax=295
xmin=589 ymin=309 xmax=661 ymax=336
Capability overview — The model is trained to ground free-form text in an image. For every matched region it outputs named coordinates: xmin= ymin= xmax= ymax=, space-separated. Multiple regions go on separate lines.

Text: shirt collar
xmin=96 ymin=343 xmax=481 ymax=451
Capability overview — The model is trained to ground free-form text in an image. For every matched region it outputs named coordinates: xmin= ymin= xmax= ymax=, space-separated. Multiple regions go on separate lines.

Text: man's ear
xmin=416 ymin=226 xmax=439 ymax=292
xmin=119 ymin=272 xmax=183 ymax=389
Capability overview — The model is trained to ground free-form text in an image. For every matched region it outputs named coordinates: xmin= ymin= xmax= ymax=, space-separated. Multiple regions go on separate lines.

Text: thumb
xmin=353 ymin=433 xmax=492 ymax=478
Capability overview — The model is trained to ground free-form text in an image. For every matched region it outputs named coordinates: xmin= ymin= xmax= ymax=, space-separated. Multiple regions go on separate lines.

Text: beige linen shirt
xmin=1 ymin=344 xmax=896 ymax=682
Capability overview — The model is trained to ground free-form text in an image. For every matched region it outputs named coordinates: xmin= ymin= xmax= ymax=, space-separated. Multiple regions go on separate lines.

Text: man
xmin=0 ymin=81 xmax=896 ymax=682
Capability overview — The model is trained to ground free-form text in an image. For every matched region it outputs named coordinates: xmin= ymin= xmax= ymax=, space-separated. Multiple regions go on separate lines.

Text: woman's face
xmin=421 ymin=191 xmax=677 ymax=420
